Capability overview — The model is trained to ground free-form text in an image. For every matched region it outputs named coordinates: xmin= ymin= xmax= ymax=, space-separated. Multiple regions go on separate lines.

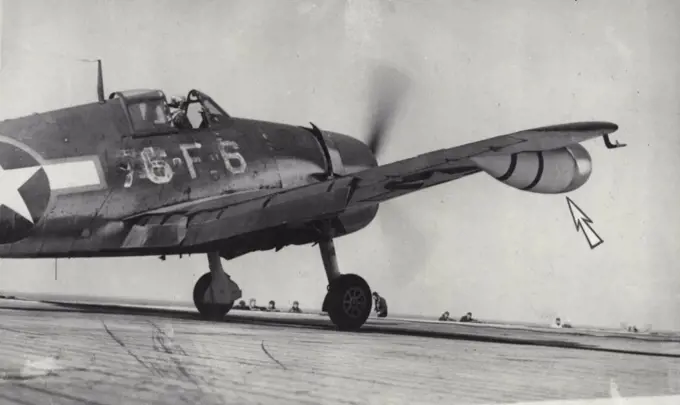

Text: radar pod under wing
xmin=119 ymin=121 xmax=621 ymax=249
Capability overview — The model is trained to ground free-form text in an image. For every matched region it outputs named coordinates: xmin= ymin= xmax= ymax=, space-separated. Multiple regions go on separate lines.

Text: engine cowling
xmin=470 ymin=144 xmax=592 ymax=194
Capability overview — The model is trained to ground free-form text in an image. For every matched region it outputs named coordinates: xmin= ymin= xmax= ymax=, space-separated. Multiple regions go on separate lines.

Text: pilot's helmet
xmin=168 ymin=95 xmax=186 ymax=108
xmin=293 ymin=301 xmax=299 ymax=307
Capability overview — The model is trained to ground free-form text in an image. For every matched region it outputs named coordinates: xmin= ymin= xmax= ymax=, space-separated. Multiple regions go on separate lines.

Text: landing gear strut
xmin=192 ymin=252 xmax=243 ymax=320
xmin=319 ymin=224 xmax=372 ymax=331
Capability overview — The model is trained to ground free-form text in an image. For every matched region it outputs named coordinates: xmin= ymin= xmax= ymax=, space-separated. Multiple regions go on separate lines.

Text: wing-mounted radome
xmin=471 ymin=144 xmax=592 ymax=194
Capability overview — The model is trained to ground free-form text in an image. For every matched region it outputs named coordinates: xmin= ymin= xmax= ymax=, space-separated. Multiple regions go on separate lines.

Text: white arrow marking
xmin=566 ymin=197 xmax=603 ymax=249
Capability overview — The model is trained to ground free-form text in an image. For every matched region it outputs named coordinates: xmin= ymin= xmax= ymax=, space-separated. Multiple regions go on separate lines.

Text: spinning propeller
xmin=364 ymin=66 xmax=429 ymax=276
xmin=365 ymin=65 xmax=412 ymax=159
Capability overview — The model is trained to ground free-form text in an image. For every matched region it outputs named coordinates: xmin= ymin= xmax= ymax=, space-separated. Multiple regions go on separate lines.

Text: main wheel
xmin=192 ymin=272 xmax=234 ymax=320
xmin=325 ymin=274 xmax=372 ymax=331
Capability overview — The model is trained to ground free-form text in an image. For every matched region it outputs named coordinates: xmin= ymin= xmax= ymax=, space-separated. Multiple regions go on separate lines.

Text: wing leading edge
xmin=120 ymin=121 xmax=621 ymax=249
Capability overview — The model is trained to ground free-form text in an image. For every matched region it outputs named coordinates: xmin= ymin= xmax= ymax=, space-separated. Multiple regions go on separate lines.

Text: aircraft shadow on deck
xmin=3 ymin=300 xmax=676 ymax=360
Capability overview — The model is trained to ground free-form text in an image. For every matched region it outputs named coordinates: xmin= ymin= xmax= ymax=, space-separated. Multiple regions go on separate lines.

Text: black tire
xmin=321 ymin=291 xmax=331 ymax=313
xmin=326 ymin=274 xmax=372 ymax=331
xmin=192 ymin=272 xmax=233 ymax=320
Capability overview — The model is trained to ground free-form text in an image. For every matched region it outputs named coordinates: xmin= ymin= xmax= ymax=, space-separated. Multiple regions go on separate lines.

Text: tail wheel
xmin=326 ymin=274 xmax=372 ymax=331
xmin=192 ymin=272 xmax=233 ymax=320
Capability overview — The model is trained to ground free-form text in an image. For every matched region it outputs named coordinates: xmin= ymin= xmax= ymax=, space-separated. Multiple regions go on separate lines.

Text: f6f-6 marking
xmin=120 ymin=139 xmax=247 ymax=188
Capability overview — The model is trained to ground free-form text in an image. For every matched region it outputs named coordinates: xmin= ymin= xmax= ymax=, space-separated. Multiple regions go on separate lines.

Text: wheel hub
xmin=342 ymin=286 xmax=367 ymax=318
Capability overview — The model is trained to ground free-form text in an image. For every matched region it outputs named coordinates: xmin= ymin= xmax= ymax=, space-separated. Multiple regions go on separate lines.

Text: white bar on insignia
xmin=43 ymin=160 xmax=102 ymax=190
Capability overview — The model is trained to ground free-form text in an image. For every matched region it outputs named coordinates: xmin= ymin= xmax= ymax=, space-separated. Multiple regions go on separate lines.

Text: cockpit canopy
xmin=109 ymin=89 xmax=230 ymax=136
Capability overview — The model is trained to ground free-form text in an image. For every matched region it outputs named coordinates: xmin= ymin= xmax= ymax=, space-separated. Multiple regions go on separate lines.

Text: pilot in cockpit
xmin=167 ymin=95 xmax=193 ymax=130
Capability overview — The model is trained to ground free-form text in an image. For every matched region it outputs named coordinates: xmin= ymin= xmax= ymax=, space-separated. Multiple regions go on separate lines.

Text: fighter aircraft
xmin=0 ymin=61 xmax=625 ymax=331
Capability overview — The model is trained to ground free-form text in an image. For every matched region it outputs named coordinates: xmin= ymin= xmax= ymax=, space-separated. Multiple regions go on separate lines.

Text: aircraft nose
xmin=329 ymin=132 xmax=378 ymax=175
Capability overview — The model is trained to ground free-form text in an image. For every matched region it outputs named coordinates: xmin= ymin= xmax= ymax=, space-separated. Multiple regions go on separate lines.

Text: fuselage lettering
xmin=179 ymin=142 xmax=202 ymax=180
xmin=119 ymin=140 xmax=246 ymax=189
xmin=217 ymin=139 xmax=247 ymax=174
xmin=140 ymin=146 xmax=173 ymax=184
xmin=123 ymin=162 xmax=134 ymax=188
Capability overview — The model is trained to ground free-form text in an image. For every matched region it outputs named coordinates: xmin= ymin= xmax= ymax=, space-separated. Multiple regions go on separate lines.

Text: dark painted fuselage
xmin=0 ymin=90 xmax=378 ymax=259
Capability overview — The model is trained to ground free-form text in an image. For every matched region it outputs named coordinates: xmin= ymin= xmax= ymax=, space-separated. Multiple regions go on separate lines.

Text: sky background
xmin=0 ymin=0 xmax=678 ymax=330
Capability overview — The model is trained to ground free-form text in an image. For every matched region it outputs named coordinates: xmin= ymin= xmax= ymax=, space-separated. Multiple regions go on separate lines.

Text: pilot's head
xmin=268 ymin=300 xmax=276 ymax=309
xmin=372 ymin=292 xmax=379 ymax=299
xmin=168 ymin=95 xmax=186 ymax=109
xmin=249 ymin=298 xmax=257 ymax=307
xmin=467 ymin=312 xmax=472 ymax=317
xmin=292 ymin=301 xmax=299 ymax=309
xmin=238 ymin=300 xmax=246 ymax=307
xmin=442 ymin=311 xmax=449 ymax=318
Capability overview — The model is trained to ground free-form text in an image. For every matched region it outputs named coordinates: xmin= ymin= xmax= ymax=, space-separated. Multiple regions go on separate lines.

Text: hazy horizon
xmin=0 ymin=290 xmax=662 ymax=333
xmin=0 ymin=0 xmax=678 ymax=331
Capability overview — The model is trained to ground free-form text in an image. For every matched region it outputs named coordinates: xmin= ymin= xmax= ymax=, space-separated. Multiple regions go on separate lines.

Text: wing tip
xmin=530 ymin=121 xmax=619 ymax=134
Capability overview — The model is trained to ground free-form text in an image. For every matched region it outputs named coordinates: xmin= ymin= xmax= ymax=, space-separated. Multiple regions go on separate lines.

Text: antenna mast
xmin=97 ymin=59 xmax=105 ymax=103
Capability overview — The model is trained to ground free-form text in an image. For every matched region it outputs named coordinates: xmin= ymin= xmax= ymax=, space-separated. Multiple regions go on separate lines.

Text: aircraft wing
xmin=342 ymin=121 xmax=621 ymax=205
xmin=119 ymin=122 xmax=621 ymax=249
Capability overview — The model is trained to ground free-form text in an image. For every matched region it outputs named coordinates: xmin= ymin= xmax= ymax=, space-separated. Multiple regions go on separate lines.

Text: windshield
xmin=126 ymin=98 xmax=173 ymax=133
xmin=185 ymin=90 xmax=230 ymax=128
xmin=201 ymin=98 xmax=227 ymax=126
